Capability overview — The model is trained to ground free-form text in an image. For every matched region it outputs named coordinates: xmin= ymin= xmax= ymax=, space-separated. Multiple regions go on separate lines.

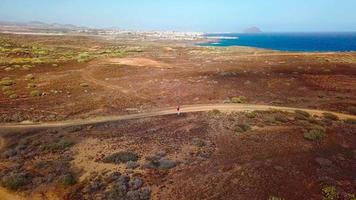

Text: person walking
xmin=177 ymin=105 xmax=181 ymax=116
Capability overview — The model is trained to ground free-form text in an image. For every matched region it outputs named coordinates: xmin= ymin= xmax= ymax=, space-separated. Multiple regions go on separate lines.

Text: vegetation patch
xmin=231 ymin=96 xmax=247 ymax=104
xmin=0 ymin=78 xmax=14 ymax=86
xmin=42 ymin=139 xmax=75 ymax=151
xmin=2 ymin=86 xmax=11 ymax=91
xmin=344 ymin=118 xmax=356 ymax=125
xmin=322 ymin=186 xmax=338 ymax=200
xmin=268 ymin=197 xmax=285 ymax=200
xmin=234 ymin=123 xmax=252 ymax=133
xmin=103 ymin=151 xmax=139 ymax=164
xmin=25 ymin=74 xmax=34 ymax=81
xmin=274 ymin=113 xmax=289 ymax=123
xmin=347 ymin=106 xmax=356 ymax=115
xmin=322 ymin=113 xmax=339 ymax=121
xmin=0 ymin=172 xmax=29 ymax=191
xmin=30 ymin=90 xmax=42 ymax=97
xmin=304 ymin=126 xmax=326 ymax=141
xmin=294 ymin=110 xmax=310 ymax=120
xmin=80 ymin=83 xmax=89 ymax=87
xmin=192 ymin=138 xmax=206 ymax=147
xmin=9 ymin=94 xmax=18 ymax=99
xmin=61 ymin=174 xmax=77 ymax=186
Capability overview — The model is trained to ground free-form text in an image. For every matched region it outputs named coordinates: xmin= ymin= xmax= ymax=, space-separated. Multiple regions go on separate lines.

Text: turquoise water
xmin=201 ymin=33 xmax=356 ymax=52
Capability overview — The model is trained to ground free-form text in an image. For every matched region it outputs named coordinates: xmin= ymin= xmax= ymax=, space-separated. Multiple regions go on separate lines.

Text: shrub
xmin=0 ymin=78 xmax=14 ymax=86
xmin=62 ymin=174 xmax=77 ymax=186
xmin=3 ymin=90 xmax=15 ymax=95
xmin=322 ymin=186 xmax=338 ymax=200
xmin=192 ymin=138 xmax=206 ymax=147
xmin=126 ymin=161 xmax=140 ymax=169
xmin=295 ymin=110 xmax=310 ymax=118
xmin=22 ymin=64 xmax=33 ymax=69
xmin=2 ymin=86 xmax=11 ymax=91
xmin=268 ymin=197 xmax=285 ymax=200
xmin=1 ymin=172 xmax=28 ymax=190
xmin=234 ymin=123 xmax=251 ymax=133
xmin=43 ymin=139 xmax=75 ymax=151
xmin=103 ymin=151 xmax=139 ymax=164
xmin=245 ymin=111 xmax=257 ymax=118
xmin=274 ymin=114 xmax=289 ymax=123
xmin=77 ymin=52 xmax=92 ymax=63
xmin=344 ymin=118 xmax=356 ymax=125
xmin=304 ymin=127 xmax=326 ymax=141
xmin=347 ymin=106 xmax=356 ymax=115
xmin=25 ymin=74 xmax=34 ymax=81
xmin=27 ymin=83 xmax=36 ymax=88
xmin=80 ymin=83 xmax=89 ymax=87
xmin=9 ymin=94 xmax=18 ymax=99
xmin=231 ymin=96 xmax=247 ymax=104
xmin=322 ymin=113 xmax=339 ymax=121
xmin=4 ymin=67 xmax=13 ymax=71
xmin=30 ymin=90 xmax=42 ymax=97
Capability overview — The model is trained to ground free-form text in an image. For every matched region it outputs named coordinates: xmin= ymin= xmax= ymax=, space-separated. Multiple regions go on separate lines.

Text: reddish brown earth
xmin=0 ymin=33 xmax=356 ymax=200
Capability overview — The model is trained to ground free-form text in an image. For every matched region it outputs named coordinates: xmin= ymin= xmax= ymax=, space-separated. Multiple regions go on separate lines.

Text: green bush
xmin=268 ymin=197 xmax=285 ymax=200
xmin=347 ymin=106 xmax=356 ymax=115
xmin=80 ymin=83 xmax=89 ymax=87
xmin=322 ymin=113 xmax=339 ymax=121
xmin=2 ymin=86 xmax=11 ymax=91
xmin=274 ymin=114 xmax=289 ymax=123
xmin=61 ymin=174 xmax=77 ymax=186
xmin=43 ymin=139 xmax=75 ymax=151
xmin=304 ymin=127 xmax=326 ymax=141
xmin=234 ymin=123 xmax=251 ymax=133
xmin=245 ymin=111 xmax=257 ymax=118
xmin=0 ymin=78 xmax=14 ymax=86
xmin=25 ymin=74 xmax=34 ymax=81
xmin=27 ymin=83 xmax=36 ymax=88
xmin=30 ymin=90 xmax=42 ymax=97
xmin=77 ymin=52 xmax=92 ymax=63
xmin=231 ymin=96 xmax=247 ymax=104
xmin=344 ymin=118 xmax=356 ymax=125
xmin=1 ymin=173 xmax=27 ymax=191
xmin=192 ymin=138 xmax=206 ymax=147
xmin=3 ymin=90 xmax=15 ymax=96
xmin=294 ymin=110 xmax=310 ymax=119
xmin=103 ymin=151 xmax=139 ymax=164
xmin=322 ymin=186 xmax=338 ymax=200
xmin=9 ymin=94 xmax=18 ymax=99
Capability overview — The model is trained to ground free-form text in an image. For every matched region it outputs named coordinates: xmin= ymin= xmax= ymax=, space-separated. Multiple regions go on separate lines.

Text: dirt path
xmin=80 ymin=61 xmax=129 ymax=93
xmin=1 ymin=104 xmax=355 ymax=130
xmin=0 ymin=188 xmax=24 ymax=200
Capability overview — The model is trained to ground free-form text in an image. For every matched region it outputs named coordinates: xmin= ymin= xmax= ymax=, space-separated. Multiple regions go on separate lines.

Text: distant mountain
xmin=0 ymin=20 xmax=87 ymax=30
xmin=243 ymin=27 xmax=262 ymax=33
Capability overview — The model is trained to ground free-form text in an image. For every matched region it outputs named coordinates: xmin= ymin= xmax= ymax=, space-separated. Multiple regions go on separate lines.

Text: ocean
xmin=200 ymin=32 xmax=356 ymax=52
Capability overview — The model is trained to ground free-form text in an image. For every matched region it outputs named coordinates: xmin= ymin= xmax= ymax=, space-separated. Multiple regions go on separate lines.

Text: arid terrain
xmin=0 ymin=32 xmax=356 ymax=200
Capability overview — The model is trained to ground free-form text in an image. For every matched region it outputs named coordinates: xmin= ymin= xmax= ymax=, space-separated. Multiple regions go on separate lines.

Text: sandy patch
xmin=108 ymin=58 xmax=166 ymax=67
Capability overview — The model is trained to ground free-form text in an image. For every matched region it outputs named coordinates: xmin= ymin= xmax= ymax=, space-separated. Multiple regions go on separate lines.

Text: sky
xmin=0 ymin=0 xmax=355 ymax=32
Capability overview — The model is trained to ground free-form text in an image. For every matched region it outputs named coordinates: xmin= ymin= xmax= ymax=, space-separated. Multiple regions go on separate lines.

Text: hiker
xmin=177 ymin=105 xmax=181 ymax=116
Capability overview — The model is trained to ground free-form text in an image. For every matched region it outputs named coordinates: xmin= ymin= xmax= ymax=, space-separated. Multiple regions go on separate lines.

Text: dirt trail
xmin=1 ymin=104 xmax=355 ymax=130
xmin=0 ymin=188 xmax=24 ymax=200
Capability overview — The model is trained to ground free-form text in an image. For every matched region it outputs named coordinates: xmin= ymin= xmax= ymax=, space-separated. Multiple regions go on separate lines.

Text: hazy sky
xmin=0 ymin=0 xmax=355 ymax=32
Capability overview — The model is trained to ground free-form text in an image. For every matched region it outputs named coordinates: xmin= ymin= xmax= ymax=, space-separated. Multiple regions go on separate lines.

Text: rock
xmin=315 ymin=157 xmax=333 ymax=167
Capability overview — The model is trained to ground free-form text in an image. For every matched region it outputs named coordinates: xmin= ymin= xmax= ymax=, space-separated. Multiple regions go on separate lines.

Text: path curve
xmin=1 ymin=104 xmax=355 ymax=130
